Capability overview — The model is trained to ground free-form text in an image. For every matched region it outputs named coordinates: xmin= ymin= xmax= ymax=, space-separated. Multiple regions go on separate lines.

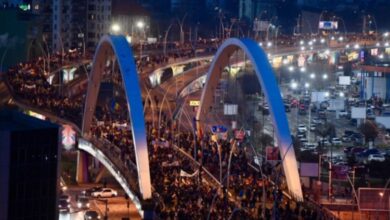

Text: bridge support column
xmin=76 ymin=151 xmax=89 ymax=183
xmin=142 ymin=199 xmax=156 ymax=220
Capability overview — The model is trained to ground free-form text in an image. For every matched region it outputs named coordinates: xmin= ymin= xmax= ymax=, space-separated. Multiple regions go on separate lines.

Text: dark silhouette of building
xmin=0 ymin=110 xmax=60 ymax=220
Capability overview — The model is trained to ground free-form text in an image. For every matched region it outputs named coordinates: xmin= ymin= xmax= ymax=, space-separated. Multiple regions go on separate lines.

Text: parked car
xmin=297 ymin=124 xmax=307 ymax=132
xmin=310 ymin=125 xmax=316 ymax=131
xmin=367 ymin=154 xmax=386 ymax=162
xmin=302 ymin=143 xmax=317 ymax=150
xmin=84 ymin=210 xmax=101 ymax=220
xmin=344 ymin=146 xmax=354 ymax=154
xmin=338 ymin=110 xmax=348 ymax=117
xmin=331 ymin=138 xmax=342 ymax=145
xmin=341 ymin=135 xmax=352 ymax=143
xmin=91 ymin=188 xmax=118 ymax=198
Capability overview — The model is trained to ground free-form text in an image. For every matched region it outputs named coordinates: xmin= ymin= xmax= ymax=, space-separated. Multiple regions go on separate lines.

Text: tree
xmin=315 ymin=122 xmax=336 ymax=151
xmin=359 ymin=121 xmax=378 ymax=144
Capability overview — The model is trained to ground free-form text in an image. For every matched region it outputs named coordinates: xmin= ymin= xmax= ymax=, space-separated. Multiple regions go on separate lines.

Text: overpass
xmin=3 ymin=34 xmax=380 ymax=219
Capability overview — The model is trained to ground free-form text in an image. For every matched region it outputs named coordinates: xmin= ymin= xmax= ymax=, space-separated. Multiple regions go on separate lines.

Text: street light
xmin=136 ymin=21 xmax=144 ymax=29
xmin=310 ymin=73 xmax=316 ymax=79
xmin=323 ymin=74 xmax=328 ymax=80
xmin=291 ymin=81 xmax=298 ymax=90
xmin=111 ymin=23 xmax=121 ymax=33
xmin=304 ymin=82 xmax=310 ymax=88
xmin=288 ymin=66 xmax=294 ymax=72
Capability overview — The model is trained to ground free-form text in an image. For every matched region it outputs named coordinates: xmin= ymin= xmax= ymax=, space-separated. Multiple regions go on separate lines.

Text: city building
xmin=0 ymin=110 xmax=60 ymax=220
xmin=0 ymin=5 xmax=44 ymax=72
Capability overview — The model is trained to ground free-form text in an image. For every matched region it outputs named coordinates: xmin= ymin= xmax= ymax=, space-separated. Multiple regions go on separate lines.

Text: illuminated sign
xmin=189 ymin=100 xmax=200 ymax=106
xmin=319 ymin=21 xmax=338 ymax=30
xmin=62 ymin=124 xmax=76 ymax=149
xmin=26 ymin=110 xmax=46 ymax=120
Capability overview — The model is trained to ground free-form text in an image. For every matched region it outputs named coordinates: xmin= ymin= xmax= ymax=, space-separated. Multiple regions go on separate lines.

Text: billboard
xmin=319 ymin=21 xmax=338 ymax=30
xmin=311 ymin=91 xmax=328 ymax=103
xmin=351 ymin=107 xmax=366 ymax=119
xmin=338 ymin=76 xmax=351 ymax=85
xmin=300 ymin=163 xmax=319 ymax=177
xmin=224 ymin=104 xmax=238 ymax=115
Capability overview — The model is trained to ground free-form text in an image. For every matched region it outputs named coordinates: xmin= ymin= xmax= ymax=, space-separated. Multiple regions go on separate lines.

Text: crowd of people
xmin=4 ymin=39 xmax=344 ymax=219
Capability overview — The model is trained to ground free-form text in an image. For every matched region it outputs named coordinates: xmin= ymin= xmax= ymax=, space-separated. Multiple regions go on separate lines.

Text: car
xmin=367 ymin=154 xmax=386 ymax=162
xmin=296 ymin=132 xmax=306 ymax=139
xmin=84 ymin=210 xmax=101 ymax=220
xmin=77 ymin=196 xmax=90 ymax=209
xmin=58 ymin=199 xmax=71 ymax=212
xmin=312 ymin=118 xmax=322 ymax=125
xmin=302 ymin=143 xmax=317 ymax=150
xmin=341 ymin=135 xmax=352 ymax=143
xmin=299 ymin=138 xmax=308 ymax=144
xmin=331 ymin=138 xmax=342 ymax=145
xmin=344 ymin=146 xmax=354 ymax=154
xmin=91 ymin=188 xmax=118 ymax=198
xmin=357 ymin=148 xmax=380 ymax=157
xmin=297 ymin=124 xmax=307 ymax=132
xmin=82 ymin=186 xmax=103 ymax=196
xmin=60 ymin=194 xmax=71 ymax=203
xmin=338 ymin=110 xmax=348 ymax=117
xmin=310 ymin=125 xmax=316 ymax=131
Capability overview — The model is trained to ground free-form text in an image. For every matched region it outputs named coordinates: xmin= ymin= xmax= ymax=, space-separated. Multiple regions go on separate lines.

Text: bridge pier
xmin=76 ymin=151 xmax=89 ymax=183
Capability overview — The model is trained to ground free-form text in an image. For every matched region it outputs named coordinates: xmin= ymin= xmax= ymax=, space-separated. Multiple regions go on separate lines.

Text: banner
xmin=180 ymin=169 xmax=199 ymax=178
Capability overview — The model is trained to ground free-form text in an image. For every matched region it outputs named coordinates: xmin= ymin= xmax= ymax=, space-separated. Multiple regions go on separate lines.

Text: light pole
xmin=163 ymin=23 xmax=174 ymax=56
xmin=177 ymin=13 xmax=187 ymax=45
xmin=136 ymin=21 xmax=145 ymax=59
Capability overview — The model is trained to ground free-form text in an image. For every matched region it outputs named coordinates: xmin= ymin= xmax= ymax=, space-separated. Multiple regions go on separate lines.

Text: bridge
xmin=2 ymin=34 xmax=380 ymax=219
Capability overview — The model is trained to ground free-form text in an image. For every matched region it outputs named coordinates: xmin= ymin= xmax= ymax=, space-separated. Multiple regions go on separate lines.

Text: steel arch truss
xmin=82 ymin=35 xmax=152 ymax=200
xmin=196 ymin=38 xmax=303 ymax=200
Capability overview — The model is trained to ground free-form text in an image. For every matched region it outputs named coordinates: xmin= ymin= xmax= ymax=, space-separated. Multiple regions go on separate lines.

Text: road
xmin=58 ymin=184 xmax=141 ymax=220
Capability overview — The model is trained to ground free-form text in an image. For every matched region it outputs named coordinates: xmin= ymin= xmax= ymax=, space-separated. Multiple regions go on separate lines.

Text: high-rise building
xmin=0 ymin=110 xmax=60 ymax=220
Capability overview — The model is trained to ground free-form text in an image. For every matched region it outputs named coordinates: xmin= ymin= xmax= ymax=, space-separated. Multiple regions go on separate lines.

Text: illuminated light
xmin=136 ymin=21 xmax=145 ymax=29
xmin=259 ymin=42 xmax=263 ymax=46
xmin=300 ymin=40 xmax=304 ymax=45
xmin=282 ymin=59 xmax=289 ymax=65
xmin=291 ymin=81 xmax=298 ymax=89
xmin=308 ymin=41 xmax=313 ymax=46
xmin=267 ymin=41 xmax=272 ymax=47
xmin=384 ymin=32 xmax=389 ymax=37
xmin=354 ymin=44 xmax=360 ymax=49
xmin=338 ymin=36 xmax=344 ymax=41
xmin=345 ymin=44 xmax=350 ymax=49
xmin=323 ymin=74 xmax=328 ymax=79
xmin=338 ymin=66 xmax=343 ymax=70
xmin=310 ymin=73 xmax=315 ymax=79
xmin=331 ymin=36 xmax=335 ymax=40
xmin=379 ymin=54 xmax=384 ymax=59
xmin=310 ymin=46 xmax=313 ymax=50
xmin=324 ymin=49 xmax=330 ymax=55
xmin=126 ymin=36 xmax=132 ymax=43
xmin=376 ymin=42 xmax=380 ymax=47
xmin=325 ymin=92 xmax=330 ymax=97
xmin=339 ymin=92 xmax=344 ymax=97
xmin=300 ymin=46 xmax=305 ymax=51
xmin=320 ymin=38 xmax=325 ymax=44
xmin=312 ymin=38 xmax=317 ymax=43
xmin=385 ymin=42 xmax=390 ymax=47
xmin=304 ymin=82 xmax=310 ymax=88
xmin=111 ymin=23 xmax=121 ymax=33
xmin=300 ymin=67 xmax=306 ymax=72
xmin=288 ymin=66 xmax=294 ymax=72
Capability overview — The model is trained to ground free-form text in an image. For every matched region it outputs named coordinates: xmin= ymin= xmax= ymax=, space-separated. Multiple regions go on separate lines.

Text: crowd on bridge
xmin=4 ymin=39 xmax=344 ymax=220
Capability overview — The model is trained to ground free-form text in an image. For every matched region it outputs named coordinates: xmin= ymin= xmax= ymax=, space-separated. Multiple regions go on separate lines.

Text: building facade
xmin=0 ymin=110 xmax=60 ymax=220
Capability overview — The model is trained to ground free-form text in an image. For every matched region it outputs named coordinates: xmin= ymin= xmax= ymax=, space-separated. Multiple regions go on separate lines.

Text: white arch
xmin=196 ymin=38 xmax=303 ymax=201
xmin=82 ymin=35 xmax=152 ymax=200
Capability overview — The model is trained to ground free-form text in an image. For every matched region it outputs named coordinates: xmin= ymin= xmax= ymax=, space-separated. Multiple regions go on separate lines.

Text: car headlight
xmin=77 ymin=202 xmax=82 ymax=208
